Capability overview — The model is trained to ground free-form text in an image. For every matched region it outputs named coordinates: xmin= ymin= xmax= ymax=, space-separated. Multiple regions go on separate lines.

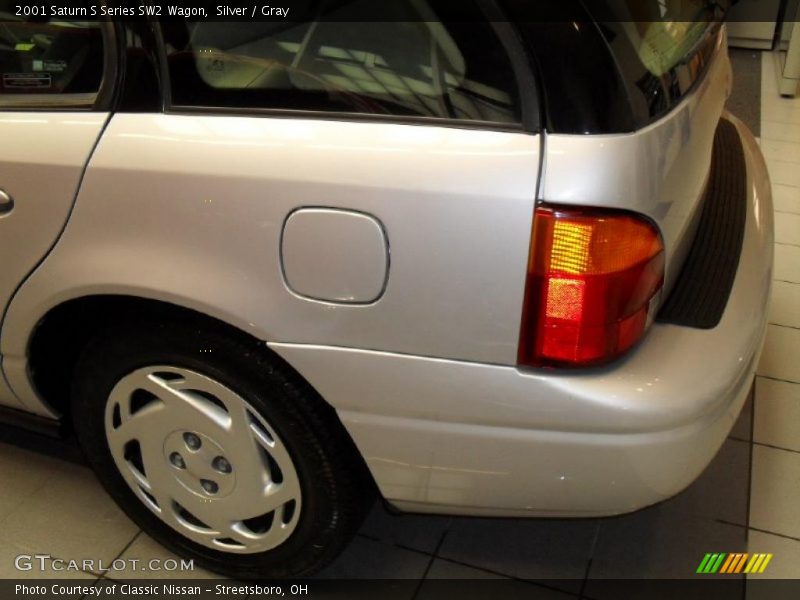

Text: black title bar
xmin=4 ymin=0 xmax=798 ymax=22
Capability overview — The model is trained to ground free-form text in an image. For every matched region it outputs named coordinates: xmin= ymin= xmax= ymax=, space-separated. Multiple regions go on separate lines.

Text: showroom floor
xmin=0 ymin=49 xmax=797 ymax=596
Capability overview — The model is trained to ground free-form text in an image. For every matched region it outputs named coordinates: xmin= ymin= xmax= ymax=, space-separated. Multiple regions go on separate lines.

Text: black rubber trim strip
xmin=0 ymin=407 xmax=85 ymax=464
xmin=657 ymin=119 xmax=747 ymax=329
xmin=0 ymin=405 xmax=61 ymax=438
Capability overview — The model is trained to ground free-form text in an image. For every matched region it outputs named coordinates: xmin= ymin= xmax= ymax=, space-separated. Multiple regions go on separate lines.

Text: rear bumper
xmin=270 ymin=115 xmax=773 ymax=517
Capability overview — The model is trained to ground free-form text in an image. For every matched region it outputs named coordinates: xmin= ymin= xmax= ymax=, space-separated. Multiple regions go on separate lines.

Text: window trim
xmin=482 ymin=0 xmax=540 ymax=133
xmin=163 ymin=104 xmax=528 ymax=132
xmin=0 ymin=18 xmax=118 ymax=112
xmin=113 ymin=19 xmax=165 ymax=113
xmin=153 ymin=4 xmax=540 ymax=134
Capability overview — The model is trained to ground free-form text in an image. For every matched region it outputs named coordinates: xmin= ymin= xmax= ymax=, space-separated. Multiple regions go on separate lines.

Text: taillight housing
xmin=518 ymin=205 xmax=665 ymax=368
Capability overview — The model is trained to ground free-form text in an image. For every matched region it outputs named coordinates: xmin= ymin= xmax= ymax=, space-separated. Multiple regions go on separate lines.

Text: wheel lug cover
xmin=169 ymin=452 xmax=185 ymax=469
xmin=183 ymin=432 xmax=202 ymax=450
xmin=212 ymin=456 xmax=232 ymax=474
xmin=201 ymin=479 xmax=219 ymax=494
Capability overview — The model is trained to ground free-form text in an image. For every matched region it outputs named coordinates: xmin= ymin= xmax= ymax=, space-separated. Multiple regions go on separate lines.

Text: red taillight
xmin=518 ymin=205 xmax=665 ymax=368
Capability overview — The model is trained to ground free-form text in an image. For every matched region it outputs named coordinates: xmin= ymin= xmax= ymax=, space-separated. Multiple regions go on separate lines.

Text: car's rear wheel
xmin=71 ymin=319 xmax=373 ymax=578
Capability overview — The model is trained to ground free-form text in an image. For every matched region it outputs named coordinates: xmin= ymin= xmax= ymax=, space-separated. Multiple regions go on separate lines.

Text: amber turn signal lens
xmin=518 ymin=205 xmax=665 ymax=368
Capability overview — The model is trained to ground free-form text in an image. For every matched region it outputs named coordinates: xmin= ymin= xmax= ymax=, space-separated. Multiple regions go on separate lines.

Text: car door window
xmin=161 ymin=1 xmax=522 ymax=125
xmin=0 ymin=7 xmax=105 ymax=108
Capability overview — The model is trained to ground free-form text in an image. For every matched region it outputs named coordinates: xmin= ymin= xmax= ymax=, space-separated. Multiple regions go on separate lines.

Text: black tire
xmin=70 ymin=317 xmax=374 ymax=579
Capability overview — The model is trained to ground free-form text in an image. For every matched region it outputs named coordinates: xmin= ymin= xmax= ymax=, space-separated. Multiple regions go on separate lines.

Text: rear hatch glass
xmin=587 ymin=0 xmax=730 ymax=126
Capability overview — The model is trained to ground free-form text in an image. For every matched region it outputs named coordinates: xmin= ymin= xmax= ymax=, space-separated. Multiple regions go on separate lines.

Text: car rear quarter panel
xmin=274 ymin=114 xmax=772 ymax=435
xmin=271 ymin=114 xmax=772 ymax=514
xmin=0 ymin=114 xmax=540 ymax=416
xmin=542 ymin=28 xmax=733 ymax=293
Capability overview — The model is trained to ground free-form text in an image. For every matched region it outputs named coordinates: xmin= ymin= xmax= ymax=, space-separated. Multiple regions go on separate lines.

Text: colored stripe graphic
xmin=700 ymin=553 xmax=774 ymax=574
xmin=697 ymin=554 xmax=713 ymax=573
xmin=697 ymin=553 xmax=727 ymax=573
xmin=733 ymin=553 xmax=749 ymax=573
xmin=746 ymin=553 xmax=774 ymax=574
xmin=720 ymin=554 xmax=736 ymax=573
xmin=744 ymin=554 xmax=760 ymax=573
xmin=711 ymin=553 xmax=726 ymax=573
xmin=720 ymin=553 xmax=739 ymax=573
xmin=706 ymin=553 xmax=721 ymax=573
xmin=726 ymin=554 xmax=738 ymax=573
xmin=758 ymin=554 xmax=773 ymax=573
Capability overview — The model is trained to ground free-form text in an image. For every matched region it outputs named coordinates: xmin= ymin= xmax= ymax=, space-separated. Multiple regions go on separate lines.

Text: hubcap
xmin=104 ymin=366 xmax=302 ymax=554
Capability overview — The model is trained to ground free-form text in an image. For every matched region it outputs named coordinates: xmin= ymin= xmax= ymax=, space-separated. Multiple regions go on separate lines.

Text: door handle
xmin=0 ymin=189 xmax=14 ymax=216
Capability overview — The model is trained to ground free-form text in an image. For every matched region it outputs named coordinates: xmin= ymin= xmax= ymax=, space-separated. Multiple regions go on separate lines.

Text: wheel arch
xmin=21 ymin=295 xmax=301 ymax=421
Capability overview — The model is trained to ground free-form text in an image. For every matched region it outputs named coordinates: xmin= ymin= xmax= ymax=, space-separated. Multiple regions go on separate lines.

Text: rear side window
xmin=160 ymin=2 xmax=522 ymax=125
xmin=0 ymin=12 xmax=105 ymax=108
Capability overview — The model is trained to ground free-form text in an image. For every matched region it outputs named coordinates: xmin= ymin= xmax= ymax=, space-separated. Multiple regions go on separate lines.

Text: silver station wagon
xmin=0 ymin=0 xmax=773 ymax=578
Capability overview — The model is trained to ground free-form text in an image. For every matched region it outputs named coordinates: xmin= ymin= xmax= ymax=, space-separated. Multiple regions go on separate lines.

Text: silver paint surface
xmin=0 ymin=112 xmax=108 ymax=410
xmin=0 ymin=32 xmax=774 ymax=515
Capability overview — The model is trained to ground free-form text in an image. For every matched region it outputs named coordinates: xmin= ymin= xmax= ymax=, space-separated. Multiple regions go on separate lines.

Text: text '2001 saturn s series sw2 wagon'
xmin=0 ymin=0 xmax=773 ymax=578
